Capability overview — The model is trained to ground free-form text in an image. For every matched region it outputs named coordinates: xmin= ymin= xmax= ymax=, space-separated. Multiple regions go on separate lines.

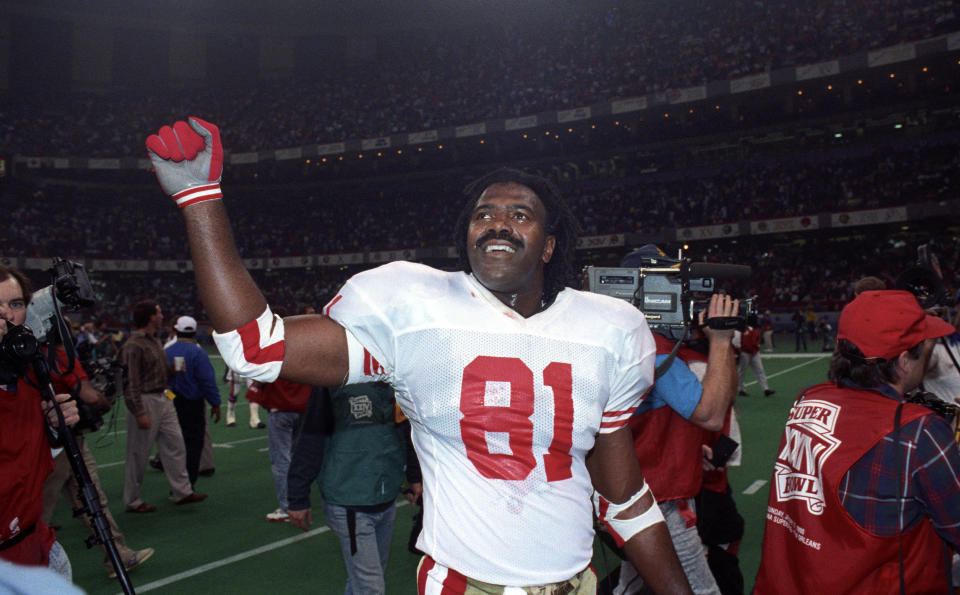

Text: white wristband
xmin=593 ymin=483 xmax=665 ymax=547
xmin=173 ymin=183 xmax=222 ymax=208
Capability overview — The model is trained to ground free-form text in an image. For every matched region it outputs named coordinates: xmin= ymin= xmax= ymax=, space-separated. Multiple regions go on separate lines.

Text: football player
xmin=146 ymin=118 xmax=691 ymax=594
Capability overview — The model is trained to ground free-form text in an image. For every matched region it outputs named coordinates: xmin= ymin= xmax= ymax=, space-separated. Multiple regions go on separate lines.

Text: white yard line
xmin=97 ymin=435 xmax=267 ymax=469
xmin=743 ymin=480 xmax=768 ymax=495
xmin=121 ymin=502 xmax=410 ymax=594
xmin=742 ymin=354 xmax=829 ymax=387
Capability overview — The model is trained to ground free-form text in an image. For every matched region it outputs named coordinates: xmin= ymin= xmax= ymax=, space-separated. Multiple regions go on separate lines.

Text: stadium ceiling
xmin=0 ymin=0 xmax=583 ymax=34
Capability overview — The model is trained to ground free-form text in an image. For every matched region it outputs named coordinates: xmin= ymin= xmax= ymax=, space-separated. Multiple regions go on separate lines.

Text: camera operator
xmin=41 ymin=330 xmax=155 ymax=579
xmin=0 ymin=265 xmax=78 ymax=577
xmin=755 ymin=290 xmax=960 ymax=593
xmin=610 ymin=246 xmax=740 ymax=594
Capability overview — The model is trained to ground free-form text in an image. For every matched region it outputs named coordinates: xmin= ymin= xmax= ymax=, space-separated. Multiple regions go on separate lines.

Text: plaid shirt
xmin=838 ymin=382 xmax=960 ymax=549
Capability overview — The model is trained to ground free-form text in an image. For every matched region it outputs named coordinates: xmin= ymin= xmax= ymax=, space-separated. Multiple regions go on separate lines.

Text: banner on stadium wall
xmin=505 ymin=115 xmax=538 ymax=131
xmin=558 ymin=107 xmax=591 ymax=123
xmin=242 ymin=258 xmax=264 ymax=270
xmin=54 ymin=158 xmax=71 ymax=169
xmin=731 ymin=73 xmax=771 ymax=94
xmin=868 ymin=43 xmax=916 ymax=67
xmin=318 ymin=143 xmax=346 ymax=156
xmin=667 ymin=85 xmax=707 ymax=104
xmin=316 ymin=252 xmax=365 ymax=266
xmin=455 ymin=123 xmax=486 ymax=138
xmin=949 ymin=32 xmax=960 ymax=51
xmin=94 ymin=259 xmax=152 ymax=272
xmin=576 ymin=234 xmax=625 ymax=250
xmin=611 ymin=97 xmax=647 ymax=114
xmin=368 ymin=249 xmax=416 ymax=264
xmin=830 ymin=206 xmax=908 ymax=227
xmin=408 ymin=130 xmax=439 ymax=144
xmin=231 ymin=152 xmax=259 ymax=165
xmin=89 ymin=159 xmax=121 ymax=170
xmin=0 ymin=157 xmax=4 ymax=178
xmin=361 ymin=137 xmax=391 ymax=150
xmin=263 ymin=256 xmax=313 ymax=269
xmin=25 ymin=157 xmax=43 ymax=168
xmin=676 ymin=223 xmax=740 ymax=241
xmin=750 ymin=215 xmax=819 ymax=235
xmin=796 ymin=60 xmax=840 ymax=81
xmin=275 ymin=147 xmax=302 ymax=161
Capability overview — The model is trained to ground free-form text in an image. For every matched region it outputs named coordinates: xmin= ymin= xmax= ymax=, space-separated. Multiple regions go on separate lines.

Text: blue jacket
xmin=165 ymin=339 xmax=221 ymax=406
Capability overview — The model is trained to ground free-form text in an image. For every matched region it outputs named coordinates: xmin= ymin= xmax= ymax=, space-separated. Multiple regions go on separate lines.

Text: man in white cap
xmin=165 ymin=315 xmax=221 ymax=489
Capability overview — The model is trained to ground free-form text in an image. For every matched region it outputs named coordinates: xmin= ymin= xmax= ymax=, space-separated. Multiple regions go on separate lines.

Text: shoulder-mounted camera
xmin=584 ymin=248 xmax=754 ymax=341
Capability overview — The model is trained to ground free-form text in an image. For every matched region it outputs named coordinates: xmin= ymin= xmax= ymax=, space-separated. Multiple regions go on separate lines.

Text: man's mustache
xmin=475 ymin=229 xmax=523 ymax=250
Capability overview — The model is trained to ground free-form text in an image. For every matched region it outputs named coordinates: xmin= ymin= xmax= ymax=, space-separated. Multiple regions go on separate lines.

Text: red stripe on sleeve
xmin=602 ymin=406 xmax=638 ymax=418
xmin=322 ymin=294 xmax=343 ymax=316
xmin=236 ymin=317 xmax=284 ymax=365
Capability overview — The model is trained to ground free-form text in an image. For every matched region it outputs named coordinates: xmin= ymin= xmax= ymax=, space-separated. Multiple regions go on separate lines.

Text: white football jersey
xmin=324 ymin=261 xmax=655 ymax=586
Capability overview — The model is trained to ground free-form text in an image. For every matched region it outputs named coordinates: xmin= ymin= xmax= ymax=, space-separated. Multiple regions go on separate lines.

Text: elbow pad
xmin=593 ymin=483 xmax=665 ymax=547
xmin=212 ymin=307 xmax=285 ymax=383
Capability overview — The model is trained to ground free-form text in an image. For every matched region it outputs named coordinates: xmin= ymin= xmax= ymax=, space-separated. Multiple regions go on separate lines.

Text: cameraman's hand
xmin=211 ymin=405 xmax=221 ymax=423
xmin=43 ymin=394 xmax=79 ymax=428
xmin=288 ymin=508 xmax=312 ymax=531
xmin=145 ymin=117 xmax=223 ymax=209
xmin=136 ymin=413 xmax=151 ymax=430
xmin=701 ymin=445 xmax=720 ymax=472
xmin=701 ymin=294 xmax=740 ymax=342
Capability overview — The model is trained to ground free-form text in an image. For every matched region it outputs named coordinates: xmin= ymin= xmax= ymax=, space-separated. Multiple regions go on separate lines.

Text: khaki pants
xmin=123 ymin=392 xmax=193 ymax=508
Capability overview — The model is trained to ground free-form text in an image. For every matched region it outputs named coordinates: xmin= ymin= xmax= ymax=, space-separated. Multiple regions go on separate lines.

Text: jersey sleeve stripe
xmin=599 ymin=418 xmax=633 ymax=430
xmin=602 ymin=406 xmax=639 ymax=417
xmin=322 ymin=294 xmax=343 ymax=316
xmin=237 ymin=316 xmax=285 ymax=365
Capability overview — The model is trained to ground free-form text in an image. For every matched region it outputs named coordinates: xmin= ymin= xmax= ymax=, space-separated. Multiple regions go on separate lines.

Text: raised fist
xmin=146 ymin=117 xmax=224 ymax=208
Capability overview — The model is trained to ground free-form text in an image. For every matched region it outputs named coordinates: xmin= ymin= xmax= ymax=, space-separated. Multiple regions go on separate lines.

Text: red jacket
xmin=0 ymin=380 xmax=56 ymax=566
xmin=247 ymin=377 xmax=310 ymax=413
xmin=628 ymin=334 xmax=710 ymax=502
xmin=754 ymin=383 xmax=947 ymax=594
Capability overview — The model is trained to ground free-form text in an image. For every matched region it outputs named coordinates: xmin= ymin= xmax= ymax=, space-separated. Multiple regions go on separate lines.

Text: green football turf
xmin=51 ymin=336 xmax=831 ymax=594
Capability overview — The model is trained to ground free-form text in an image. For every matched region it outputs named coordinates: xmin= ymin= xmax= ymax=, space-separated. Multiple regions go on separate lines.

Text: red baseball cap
xmin=837 ymin=290 xmax=955 ymax=359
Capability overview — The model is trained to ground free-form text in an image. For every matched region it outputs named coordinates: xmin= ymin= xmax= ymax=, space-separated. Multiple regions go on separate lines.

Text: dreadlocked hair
xmin=453 ymin=168 xmax=581 ymax=307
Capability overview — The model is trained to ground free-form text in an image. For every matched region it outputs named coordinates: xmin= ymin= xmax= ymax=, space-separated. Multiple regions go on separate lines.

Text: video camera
xmin=585 ymin=249 xmax=754 ymax=341
xmin=896 ymin=241 xmax=946 ymax=310
xmin=0 ymin=258 xmax=96 ymax=381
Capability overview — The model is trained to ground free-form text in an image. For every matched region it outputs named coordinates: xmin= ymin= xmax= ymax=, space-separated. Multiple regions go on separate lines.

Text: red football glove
xmin=145 ymin=117 xmax=224 ymax=208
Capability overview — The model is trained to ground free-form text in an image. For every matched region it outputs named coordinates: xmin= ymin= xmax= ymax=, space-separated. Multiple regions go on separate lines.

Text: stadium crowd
xmin=2 ymin=0 xmax=958 ymax=157
xmin=4 ymin=131 xmax=958 ymax=260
